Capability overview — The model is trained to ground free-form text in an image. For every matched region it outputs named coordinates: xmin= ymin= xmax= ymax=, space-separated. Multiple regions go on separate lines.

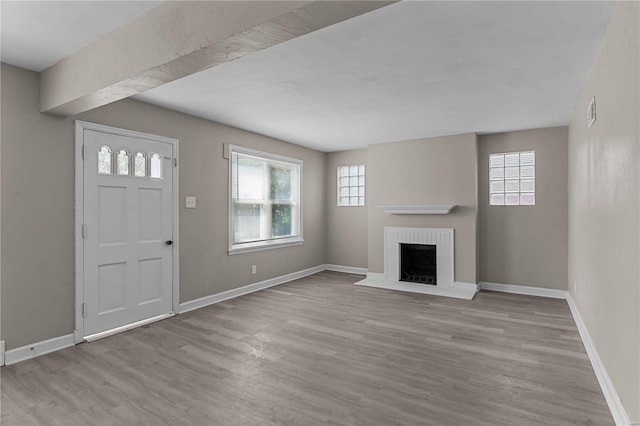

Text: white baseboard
xmin=454 ymin=281 xmax=479 ymax=292
xmin=325 ymin=264 xmax=368 ymax=275
xmin=0 ymin=340 xmax=5 ymax=366
xmin=4 ymin=334 xmax=75 ymax=366
xmin=366 ymin=272 xmax=385 ymax=280
xmin=178 ymin=264 xmax=326 ymax=314
xmin=478 ymin=281 xmax=567 ymax=299
xmin=566 ymin=293 xmax=630 ymax=426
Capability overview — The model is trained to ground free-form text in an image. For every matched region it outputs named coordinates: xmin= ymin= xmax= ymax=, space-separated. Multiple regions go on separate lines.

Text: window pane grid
xmin=489 ymin=151 xmax=535 ymax=206
xmin=230 ymin=149 xmax=302 ymax=248
xmin=338 ymin=164 xmax=365 ymax=206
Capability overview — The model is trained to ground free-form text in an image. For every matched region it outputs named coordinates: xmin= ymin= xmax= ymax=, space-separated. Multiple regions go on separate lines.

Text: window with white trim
xmin=337 ymin=164 xmax=365 ymax=206
xmin=229 ymin=146 xmax=302 ymax=254
xmin=489 ymin=151 xmax=535 ymax=205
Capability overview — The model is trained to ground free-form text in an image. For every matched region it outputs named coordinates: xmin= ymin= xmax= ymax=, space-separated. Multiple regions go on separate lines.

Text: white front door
xmin=82 ymin=128 xmax=175 ymax=338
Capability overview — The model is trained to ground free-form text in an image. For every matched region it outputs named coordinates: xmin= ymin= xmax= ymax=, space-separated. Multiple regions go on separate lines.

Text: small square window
xmin=337 ymin=164 xmax=365 ymax=207
xmin=489 ymin=151 xmax=535 ymax=206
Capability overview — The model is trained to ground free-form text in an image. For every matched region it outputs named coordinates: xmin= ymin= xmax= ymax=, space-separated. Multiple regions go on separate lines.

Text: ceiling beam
xmin=39 ymin=1 xmax=396 ymax=116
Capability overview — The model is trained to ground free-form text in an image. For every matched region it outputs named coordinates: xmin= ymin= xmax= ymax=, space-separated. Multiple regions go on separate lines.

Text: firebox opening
xmin=400 ymin=243 xmax=437 ymax=285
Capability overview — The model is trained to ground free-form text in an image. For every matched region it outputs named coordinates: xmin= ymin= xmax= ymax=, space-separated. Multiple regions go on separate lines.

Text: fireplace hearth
xmin=400 ymin=243 xmax=436 ymax=284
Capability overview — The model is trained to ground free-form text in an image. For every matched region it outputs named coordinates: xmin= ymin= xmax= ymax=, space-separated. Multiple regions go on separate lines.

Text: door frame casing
xmin=74 ymin=120 xmax=180 ymax=344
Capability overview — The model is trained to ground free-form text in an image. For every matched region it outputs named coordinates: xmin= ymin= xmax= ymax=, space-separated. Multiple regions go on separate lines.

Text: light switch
xmin=185 ymin=196 xmax=196 ymax=209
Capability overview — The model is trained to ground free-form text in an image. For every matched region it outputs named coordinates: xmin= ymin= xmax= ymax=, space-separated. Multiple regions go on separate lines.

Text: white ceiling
xmin=136 ymin=1 xmax=614 ymax=152
xmin=1 ymin=1 xmax=160 ymax=72
xmin=1 ymin=1 xmax=614 ymax=152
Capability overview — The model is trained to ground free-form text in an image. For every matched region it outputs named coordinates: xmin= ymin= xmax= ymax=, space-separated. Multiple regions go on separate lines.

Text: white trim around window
xmin=228 ymin=145 xmax=303 ymax=255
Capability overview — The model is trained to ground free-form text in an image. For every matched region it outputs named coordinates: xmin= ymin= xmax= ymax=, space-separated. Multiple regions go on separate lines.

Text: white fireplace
xmin=355 ymin=227 xmax=477 ymax=300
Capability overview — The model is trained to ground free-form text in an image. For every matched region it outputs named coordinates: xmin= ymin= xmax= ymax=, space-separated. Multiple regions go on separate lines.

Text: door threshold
xmin=84 ymin=312 xmax=175 ymax=342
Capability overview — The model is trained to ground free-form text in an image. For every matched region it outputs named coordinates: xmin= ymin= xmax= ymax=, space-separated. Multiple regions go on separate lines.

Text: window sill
xmin=228 ymin=238 xmax=304 ymax=255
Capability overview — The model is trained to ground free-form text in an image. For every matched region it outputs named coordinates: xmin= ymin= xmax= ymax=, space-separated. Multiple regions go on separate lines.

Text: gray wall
xmin=567 ymin=1 xmax=639 ymax=421
xmin=325 ymin=149 xmax=368 ymax=268
xmin=367 ymin=133 xmax=478 ymax=284
xmin=478 ymin=127 xmax=568 ymax=289
xmin=1 ymin=64 xmax=76 ymax=350
xmin=1 ymin=63 xmax=327 ymax=350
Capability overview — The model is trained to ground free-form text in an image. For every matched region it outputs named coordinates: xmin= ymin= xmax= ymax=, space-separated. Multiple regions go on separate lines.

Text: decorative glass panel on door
xmin=150 ymin=153 xmax=163 ymax=179
xmin=117 ymin=149 xmax=129 ymax=176
xmin=135 ymin=152 xmax=146 ymax=177
xmin=98 ymin=146 xmax=112 ymax=175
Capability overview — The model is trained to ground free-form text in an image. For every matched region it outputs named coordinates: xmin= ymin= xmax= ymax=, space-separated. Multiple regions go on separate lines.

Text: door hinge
xmin=82 ymin=303 xmax=87 ymax=318
xmin=82 ymin=145 xmax=86 ymax=160
xmin=174 ymin=158 xmax=177 ymax=167
xmin=82 ymin=224 xmax=87 ymax=239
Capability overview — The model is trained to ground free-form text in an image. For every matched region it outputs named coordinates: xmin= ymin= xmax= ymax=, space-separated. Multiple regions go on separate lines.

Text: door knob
xmin=165 ymin=240 xmax=173 ymax=246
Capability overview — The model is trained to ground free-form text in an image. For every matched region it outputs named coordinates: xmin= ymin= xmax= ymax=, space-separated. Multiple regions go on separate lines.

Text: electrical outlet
xmin=251 ymin=265 xmax=257 ymax=275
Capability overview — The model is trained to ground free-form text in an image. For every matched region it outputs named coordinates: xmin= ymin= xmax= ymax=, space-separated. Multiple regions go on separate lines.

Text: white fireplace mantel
xmin=378 ymin=205 xmax=455 ymax=214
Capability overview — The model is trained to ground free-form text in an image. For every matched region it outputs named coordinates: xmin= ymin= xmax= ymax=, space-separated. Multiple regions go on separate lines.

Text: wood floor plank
xmin=1 ymin=271 xmax=613 ymax=425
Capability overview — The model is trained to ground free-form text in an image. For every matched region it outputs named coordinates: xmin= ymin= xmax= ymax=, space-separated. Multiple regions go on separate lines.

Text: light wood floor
xmin=1 ymin=271 xmax=612 ymax=425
